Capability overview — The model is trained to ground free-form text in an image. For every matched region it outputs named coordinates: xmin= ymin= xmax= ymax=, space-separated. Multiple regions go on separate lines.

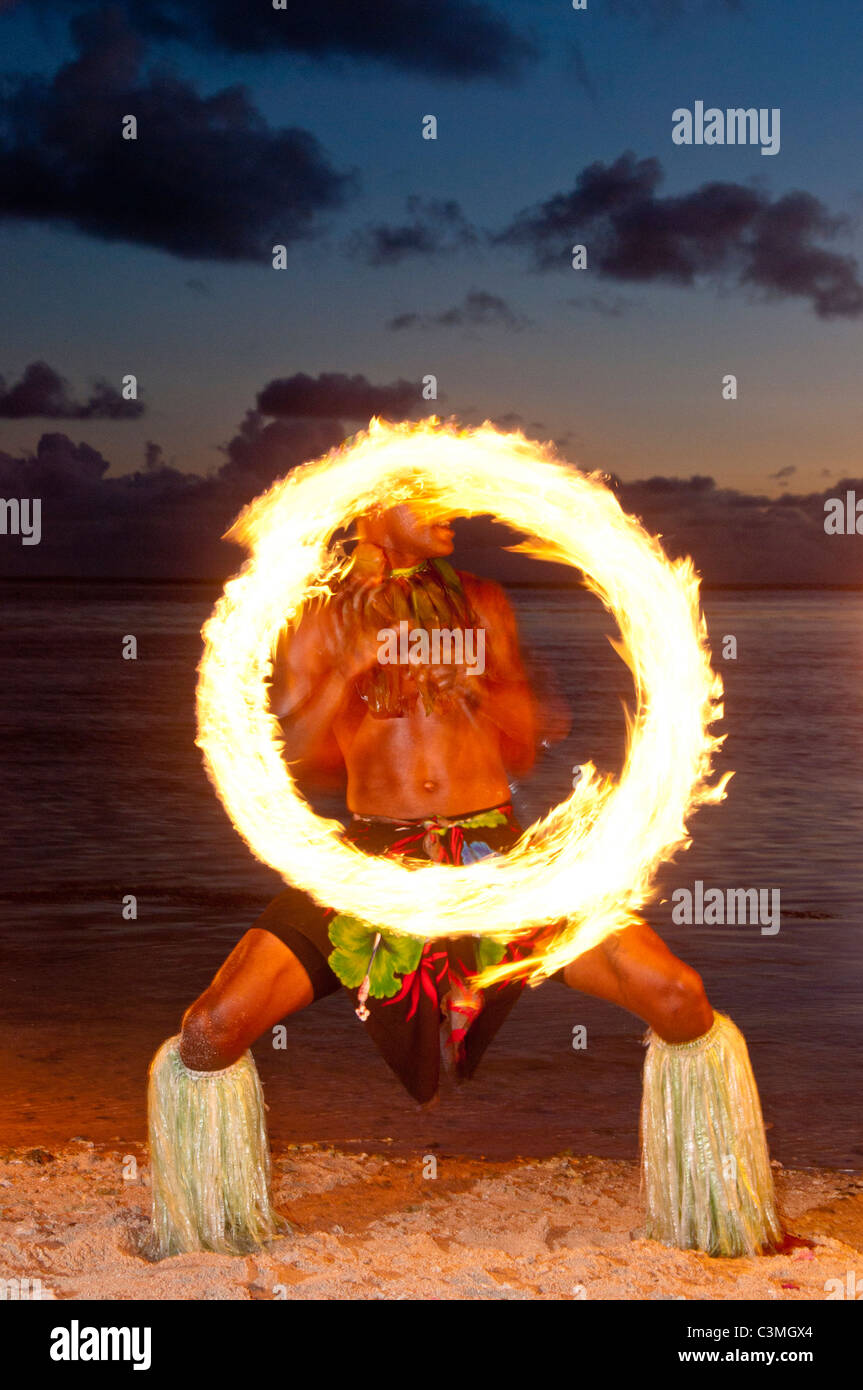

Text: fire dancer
xmin=147 ymin=504 xmax=781 ymax=1260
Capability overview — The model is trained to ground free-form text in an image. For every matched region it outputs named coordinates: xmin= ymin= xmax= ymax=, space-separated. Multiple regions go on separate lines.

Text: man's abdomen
xmin=339 ymin=705 xmax=511 ymax=819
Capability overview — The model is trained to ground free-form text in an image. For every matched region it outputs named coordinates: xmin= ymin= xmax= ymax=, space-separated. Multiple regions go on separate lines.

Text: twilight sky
xmin=0 ymin=0 xmax=861 ymax=580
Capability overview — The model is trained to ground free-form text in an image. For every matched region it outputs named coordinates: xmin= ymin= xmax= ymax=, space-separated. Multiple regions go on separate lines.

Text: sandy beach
xmin=2 ymin=1142 xmax=861 ymax=1301
xmin=2 ymin=589 xmax=862 ymax=1304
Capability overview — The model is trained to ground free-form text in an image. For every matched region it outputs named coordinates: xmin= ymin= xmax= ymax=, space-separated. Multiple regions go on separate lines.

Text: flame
xmin=196 ymin=417 xmax=730 ymax=987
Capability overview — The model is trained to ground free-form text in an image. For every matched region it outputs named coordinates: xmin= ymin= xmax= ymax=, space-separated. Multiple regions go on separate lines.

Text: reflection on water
xmin=1 ymin=583 xmax=861 ymax=1166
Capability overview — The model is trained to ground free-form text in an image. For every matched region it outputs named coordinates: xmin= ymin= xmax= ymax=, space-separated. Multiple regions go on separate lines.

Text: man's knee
xmin=179 ymin=995 xmax=239 ymax=1072
xmin=653 ymin=963 xmax=713 ymax=1042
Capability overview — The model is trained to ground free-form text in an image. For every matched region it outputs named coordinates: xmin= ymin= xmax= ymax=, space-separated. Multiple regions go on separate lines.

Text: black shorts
xmin=251 ymin=802 xmax=562 ymax=1103
xmin=253 ymin=884 xmax=343 ymax=1001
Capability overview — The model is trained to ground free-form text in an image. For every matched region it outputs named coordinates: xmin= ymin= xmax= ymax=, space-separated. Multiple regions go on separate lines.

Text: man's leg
xmin=561 ymin=917 xmax=714 ymax=1041
xmin=179 ymin=929 xmax=315 ymax=1071
xmin=148 ymin=926 xmax=320 ymax=1259
xmin=562 ymin=919 xmax=781 ymax=1257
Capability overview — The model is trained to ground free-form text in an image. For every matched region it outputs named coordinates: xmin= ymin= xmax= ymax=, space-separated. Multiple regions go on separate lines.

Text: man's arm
xmin=268 ymin=601 xmax=379 ymax=777
xmin=469 ymin=578 xmax=538 ymax=773
xmin=462 ymin=575 xmax=568 ymax=774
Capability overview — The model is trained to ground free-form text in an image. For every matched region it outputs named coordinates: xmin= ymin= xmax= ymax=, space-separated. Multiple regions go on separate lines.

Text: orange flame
xmin=196 ymin=418 xmax=730 ymax=986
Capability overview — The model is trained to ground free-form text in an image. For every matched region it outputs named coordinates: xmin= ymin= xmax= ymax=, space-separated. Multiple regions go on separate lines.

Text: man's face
xmin=385 ymin=503 xmax=454 ymax=558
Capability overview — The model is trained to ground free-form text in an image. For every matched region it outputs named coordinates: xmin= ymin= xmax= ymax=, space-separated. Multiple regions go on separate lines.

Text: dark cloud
xmin=3 ymin=422 xmax=862 ymax=588
xmin=387 ymin=290 xmax=530 ymax=332
xmin=610 ymin=473 xmax=858 ymax=587
xmin=0 ymin=9 xmax=355 ymax=261
xmin=347 ymin=155 xmax=862 ymax=317
xmin=0 ymin=373 xmax=436 ymax=577
xmin=0 ymin=414 xmax=345 ymax=577
xmin=218 ymin=412 xmax=345 ymax=490
xmin=0 ymin=434 xmax=221 ymax=578
xmin=740 ymin=191 xmax=862 ymax=318
xmin=256 ymin=371 xmax=427 ymax=420
xmin=0 ymin=361 xmax=143 ymax=419
xmin=490 ymin=411 xmax=529 ymax=431
xmin=0 ymin=433 xmax=111 ymax=496
xmin=388 ymin=313 xmax=422 ymax=332
xmin=769 ymin=464 xmax=797 ymax=483
xmin=391 ymin=471 xmax=863 ymax=590
xmin=496 ymin=153 xmax=863 ymax=318
xmin=347 ymin=197 xmax=478 ymax=267
xmin=35 ymin=0 xmax=535 ymax=79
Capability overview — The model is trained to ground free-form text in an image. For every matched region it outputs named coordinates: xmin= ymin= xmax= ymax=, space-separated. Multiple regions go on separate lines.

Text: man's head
xmin=357 ymin=502 xmax=454 ymax=563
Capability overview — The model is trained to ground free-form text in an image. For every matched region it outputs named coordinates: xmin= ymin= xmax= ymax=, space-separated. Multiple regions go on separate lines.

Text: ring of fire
xmin=196 ymin=417 xmax=730 ymax=984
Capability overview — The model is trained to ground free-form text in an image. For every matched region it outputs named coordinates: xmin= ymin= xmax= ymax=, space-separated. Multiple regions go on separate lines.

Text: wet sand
xmin=2 ymin=1141 xmax=861 ymax=1301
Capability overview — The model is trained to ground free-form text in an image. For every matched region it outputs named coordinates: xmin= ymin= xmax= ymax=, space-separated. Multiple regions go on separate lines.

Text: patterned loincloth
xmin=252 ymin=802 xmax=555 ymax=1104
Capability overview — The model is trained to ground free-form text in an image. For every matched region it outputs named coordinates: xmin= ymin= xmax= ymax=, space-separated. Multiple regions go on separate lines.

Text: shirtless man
xmin=147 ymin=503 xmax=781 ymax=1261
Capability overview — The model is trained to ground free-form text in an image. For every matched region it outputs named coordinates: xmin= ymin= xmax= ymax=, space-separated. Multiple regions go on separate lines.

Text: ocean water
xmin=1 ymin=581 xmax=861 ymax=1168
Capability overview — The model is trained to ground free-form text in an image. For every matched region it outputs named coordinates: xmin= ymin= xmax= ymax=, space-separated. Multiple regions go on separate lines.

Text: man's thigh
xmin=560 ymin=917 xmax=700 ymax=1019
xmin=180 ymin=917 xmax=331 ymax=1068
xmin=209 ymin=928 xmax=319 ymax=1017
xmin=191 ymin=882 xmax=348 ymax=1053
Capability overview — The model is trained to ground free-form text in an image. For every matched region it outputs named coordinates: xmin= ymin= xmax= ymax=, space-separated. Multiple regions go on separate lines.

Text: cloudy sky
xmin=0 ymin=0 xmax=861 ymax=580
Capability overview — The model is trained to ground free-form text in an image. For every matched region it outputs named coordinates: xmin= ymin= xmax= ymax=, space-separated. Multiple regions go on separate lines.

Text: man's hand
xmin=459 ymin=573 xmax=555 ymax=771
xmin=421 ymin=661 xmax=472 ymax=692
xmin=319 ymin=585 xmax=388 ymax=684
xmin=268 ymin=594 xmax=379 ymax=775
xmin=337 ymin=624 xmax=386 ymax=685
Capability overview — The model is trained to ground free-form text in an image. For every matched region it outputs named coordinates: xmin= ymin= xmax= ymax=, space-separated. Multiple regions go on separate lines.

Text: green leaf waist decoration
xmin=328 ymin=913 xmax=423 ymax=998
xmin=474 ymin=935 xmax=507 ymax=970
xmin=456 ymin=808 xmax=508 ymax=830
